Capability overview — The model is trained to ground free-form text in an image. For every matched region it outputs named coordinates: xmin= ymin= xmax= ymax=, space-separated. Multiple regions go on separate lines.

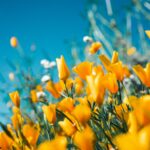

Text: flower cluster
xmin=1 ymin=40 xmax=150 ymax=150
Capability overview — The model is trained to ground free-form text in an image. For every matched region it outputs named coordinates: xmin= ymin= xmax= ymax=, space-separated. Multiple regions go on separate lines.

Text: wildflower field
xmin=0 ymin=31 xmax=150 ymax=150
xmin=1 ymin=0 xmax=150 ymax=150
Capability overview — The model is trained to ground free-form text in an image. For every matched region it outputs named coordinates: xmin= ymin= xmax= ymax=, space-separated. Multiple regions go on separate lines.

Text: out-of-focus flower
xmin=41 ymin=75 xmax=51 ymax=83
xmin=10 ymin=37 xmax=18 ymax=48
xmin=37 ymin=136 xmax=67 ymax=150
xmin=46 ymin=81 xmax=62 ymax=98
xmin=30 ymin=90 xmax=38 ymax=103
xmin=145 ymin=30 xmax=150 ymax=38
xmin=42 ymin=104 xmax=56 ymax=124
xmin=0 ymin=132 xmax=13 ymax=150
xmin=22 ymin=123 xmax=40 ymax=146
xmin=89 ymin=42 xmax=102 ymax=54
xmin=127 ymin=47 xmax=136 ymax=56
xmin=92 ymin=65 xmax=104 ymax=76
xmin=56 ymin=56 xmax=70 ymax=81
xmin=11 ymin=111 xmax=22 ymax=130
xmin=73 ymin=61 xmax=93 ymax=80
xmin=83 ymin=35 xmax=93 ymax=43
xmin=58 ymin=118 xmax=77 ymax=136
xmin=86 ymin=73 xmax=105 ymax=105
xmin=40 ymin=59 xmax=56 ymax=69
xmin=73 ymin=125 xmax=95 ymax=150
xmin=114 ymin=125 xmax=150 ymax=150
xmin=74 ymin=77 xmax=84 ymax=95
xmin=8 ymin=72 xmax=15 ymax=81
xmin=9 ymin=91 xmax=20 ymax=107
xmin=72 ymin=104 xmax=91 ymax=124
xmin=103 ymin=73 xmax=118 ymax=94
xmin=99 ymin=51 xmax=130 ymax=81
xmin=133 ymin=63 xmax=150 ymax=87
xmin=57 ymin=97 xmax=74 ymax=113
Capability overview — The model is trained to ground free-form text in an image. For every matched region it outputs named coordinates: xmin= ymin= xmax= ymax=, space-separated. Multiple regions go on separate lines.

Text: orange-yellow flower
xmin=46 ymin=81 xmax=62 ymax=98
xmin=36 ymin=85 xmax=43 ymax=91
xmin=89 ymin=42 xmax=102 ymax=54
xmin=0 ymin=132 xmax=13 ymax=150
xmin=42 ymin=104 xmax=56 ymax=124
xmin=37 ymin=136 xmax=67 ymax=150
xmin=103 ymin=73 xmax=118 ymax=94
xmin=73 ymin=61 xmax=93 ymax=80
xmin=9 ymin=91 xmax=20 ymax=107
xmin=30 ymin=90 xmax=38 ymax=103
xmin=127 ymin=47 xmax=136 ymax=56
xmin=145 ymin=30 xmax=150 ymax=38
xmin=11 ymin=113 xmax=22 ymax=130
xmin=133 ymin=63 xmax=150 ymax=87
xmin=114 ymin=125 xmax=150 ymax=150
xmin=72 ymin=104 xmax=91 ymax=124
xmin=58 ymin=118 xmax=77 ymax=136
xmin=125 ymin=95 xmax=150 ymax=128
xmin=73 ymin=125 xmax=95 ymax=150
xmin=10 ymin=37 xmax=18 ymax=48
xmin=57 ymin=97 xmax=74 ymax=113
xmin=74 ymin=77 xmax=84 ymax=95
xmin=92 ymin=65 xmax=104 ymax=76
xmin=56 ymin=56 xmax=70 ymax=81
xmin=22 ymin=123 xmax=40 ymax=146
xmin=86 ymin=73 xmax=105 ymax=105
xmin=99 ymin=52 xmax=130 ymax=81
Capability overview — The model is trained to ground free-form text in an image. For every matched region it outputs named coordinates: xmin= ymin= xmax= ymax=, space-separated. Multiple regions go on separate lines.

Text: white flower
xmin=40 ymin=59 xmax=56 ymax=69
xmin=36 ymin=91 xmax=46 ymax=99
xmin=41 ymin=75 xmax=51 ymax=83
xmin=8 ymin=72 xmax=15 ymax=81
xmin=83 ymin=36 xmax=93 ymax=43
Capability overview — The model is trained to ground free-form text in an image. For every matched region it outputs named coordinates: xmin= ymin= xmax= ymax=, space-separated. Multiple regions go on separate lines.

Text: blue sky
xmin=0 ymin=0 xmax=87 ymax=74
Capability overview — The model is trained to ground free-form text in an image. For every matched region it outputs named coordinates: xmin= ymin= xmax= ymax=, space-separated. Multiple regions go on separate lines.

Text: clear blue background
xmin=0 ymin=0 xmax=87 ymax=74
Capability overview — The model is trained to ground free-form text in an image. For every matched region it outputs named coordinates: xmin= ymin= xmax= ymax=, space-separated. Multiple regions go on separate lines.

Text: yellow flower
xmin=42 ymin=104 xmax=56 ymax=124
xmin=38 ymin=136 xmax=67 ymax=150
xmin=127 ymin=47 xmax=136 ymax=56
xmin=66 ymin=78 xmax=74 ymax=90
xmin=103 ymin=73 xmax=118 ymax=94
xmin=99 ymin=51 xmax=130 ymax=81
xmin=56 ymin=55 xmax=70 ymax=80
xmin=74 ymin=77 xmax=84 ymax=95
xmin=73 ymin=61 xmax=93 ymax=80
xmin=145 ymin=30 xmax=150 ymax=38
xmin=86 ymin=73 xmax=105 ymax=105
xmin=46 ymin=81 xmax=62 ymax=98
xmin=57 ymin=97 xmax=74 ymax=113
xmin=114 ymin=125 xmax=150 ymax=150
xmin=11 ymin=113 xmax=22 ymax=130
xmin=10 ymin=37 xmax=18 ymax=48
xmin=9 ymin=91 xmax=20 ymax=107
xmin=0 ymin=132 xmax=13 ymax=150
xmin=92 ymin=65 xmax=104 ymax=76
xmin=30 ymin=90 xmax=38 ymax=103
xmin=125 ymin=95 xmax=150 ymax=128
xmin=111 ymin=51 xmax=119 ymax=63
xmin=22 ymin=123 xmax=40 ymax=146
xmin=133 ymin=63 xmax=150 ymax=87
xmin=36 ymin=85 xmax=43 ymax=91
xmin=58 ymin=118 xmax=77 ymax=136
xmin=72 ymin=104 xmax=91 ymax=124
xmin=89 ymin=42 xmax=102 ymax=54
xmin=73 ymin=125 xmax=95 ymax=150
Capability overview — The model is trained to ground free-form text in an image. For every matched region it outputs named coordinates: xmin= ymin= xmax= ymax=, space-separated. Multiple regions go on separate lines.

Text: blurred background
xmin=0 ymin=0 xmax=150 ymax=122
